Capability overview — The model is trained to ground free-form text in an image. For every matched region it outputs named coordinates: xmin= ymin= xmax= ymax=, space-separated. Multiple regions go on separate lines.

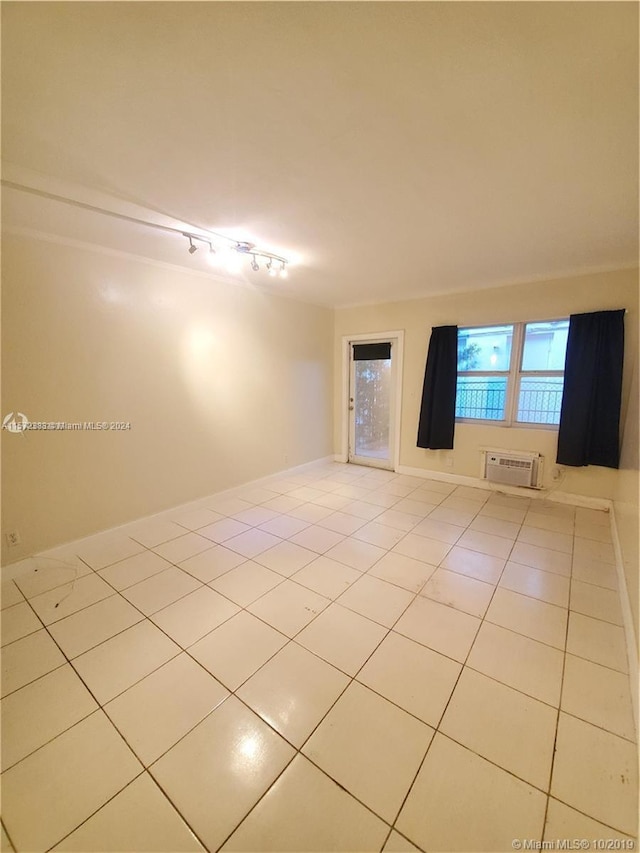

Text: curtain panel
xmin=556 ymin=309 xmax=625 ymax=469
xmin=417 ymin=325 xmax=458 ymax=450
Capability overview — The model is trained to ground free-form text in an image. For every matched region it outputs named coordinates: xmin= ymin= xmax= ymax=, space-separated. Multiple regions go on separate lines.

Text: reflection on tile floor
xmin=1 ymin=462 xmax=637 ymax=852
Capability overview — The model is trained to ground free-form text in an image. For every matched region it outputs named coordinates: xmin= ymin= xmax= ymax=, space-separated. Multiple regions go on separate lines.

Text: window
xmin=456 ymin=319 xmax=569 ymax=426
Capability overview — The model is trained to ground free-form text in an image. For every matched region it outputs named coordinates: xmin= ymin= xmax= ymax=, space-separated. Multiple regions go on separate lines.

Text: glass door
xmin=348 ymin=341 xmax=394 ymax=469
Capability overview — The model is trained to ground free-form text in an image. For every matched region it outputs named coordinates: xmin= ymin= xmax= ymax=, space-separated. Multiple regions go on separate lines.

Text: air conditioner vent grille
xmin=498 ymin=458 xmax=532 ymax=469
xmin=483 ymin=451 xmax=543 ymax=488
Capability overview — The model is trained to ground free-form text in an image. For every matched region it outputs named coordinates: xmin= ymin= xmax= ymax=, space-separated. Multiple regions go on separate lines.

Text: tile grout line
xmin=0 ymin=486 xmax=525 ymax=747
xmin=39 ymin=513 xmax=383 ymax=839
xmin=4 ymin=591 xmax=168 ymax=853
xmin=211 ymin=491 xmax=515 ymax=849
xmin=215 ymin=478 xmax=631 ymax=842
xmin=6 ymin=554 xmax=631 ymax=781
xmin=36 ymin=558 xmax=252 ymax=851
xmin=386 ymin=500 xmax=625 ymax=835
xmin=43 ymin=768 xmax=209 ymax=853
xmin=382 ymin=506 xmax=523 ymax=848
xmin=150 ymin=470 xmax=418 ymax=848
xmin=189 ymin=481 xmax=471 ymax=848
xmin=0 ymin=483 xmax=608 ymax=693
xmin=0 ymin=820 xmax=17 ymax=853
xmin=3 ymin=468 xmax=629 ymax=850
xmin=209 ymin=532 xmax=436 ymax=853
xmin=541 ymin=528 xmax=576 ymax=844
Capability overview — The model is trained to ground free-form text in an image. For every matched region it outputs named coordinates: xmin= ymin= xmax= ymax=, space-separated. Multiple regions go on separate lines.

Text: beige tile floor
xmin=1 ymin=462 xmax=638 ymax=852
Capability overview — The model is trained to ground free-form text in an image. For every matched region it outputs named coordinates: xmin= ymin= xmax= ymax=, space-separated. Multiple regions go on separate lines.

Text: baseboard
xmin=395 ymin=464 xmax=612 ymax=510
xmin=209 ymin=455 xmax=336 ymax=501
xmin=609 ymin=506 xmax=639 ymax=740
xmin=536 ymin=491 xmax=612 ymax=511
xmin=1 ymin=454 xmax=336 ymax=576
xmin=396 ymin=465 xmax=481 ymax=488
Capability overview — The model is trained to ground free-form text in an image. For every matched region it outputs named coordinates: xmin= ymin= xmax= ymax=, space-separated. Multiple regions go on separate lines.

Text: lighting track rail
xmin=2 ymin=180 xmax=289 ymax=277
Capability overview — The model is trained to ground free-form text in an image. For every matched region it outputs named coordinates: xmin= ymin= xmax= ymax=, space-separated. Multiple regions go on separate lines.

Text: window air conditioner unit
xmin=483 ymin=450 xmax=543 ymax=489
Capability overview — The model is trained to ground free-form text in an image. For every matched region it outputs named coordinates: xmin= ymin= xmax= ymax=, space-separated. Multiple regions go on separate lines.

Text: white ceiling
xmin=2 ymin=2 xmax=638 ymax=307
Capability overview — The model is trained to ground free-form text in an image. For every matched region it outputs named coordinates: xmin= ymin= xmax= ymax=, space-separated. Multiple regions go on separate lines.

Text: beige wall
xmin=334 ymin=268 xmax=638 ymax=500
xmin=1 ymin=233 xmax=334 ymax=564
xmin=614 ymin=339 xmax=639 ymax=658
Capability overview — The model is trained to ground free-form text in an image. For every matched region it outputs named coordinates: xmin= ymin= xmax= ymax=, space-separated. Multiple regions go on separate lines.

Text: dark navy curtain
xmin=556 ymin=309 xmax=625 ymax=469
xmin=417 ymin=325 xmax=458 ymax=450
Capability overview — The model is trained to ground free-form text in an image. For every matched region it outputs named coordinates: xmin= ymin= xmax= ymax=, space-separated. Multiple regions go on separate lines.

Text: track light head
xmin=251 ymin=255 xmax=260 ymax=272
xmin=279 ymin=262 xmax=288 ymax=279
xmin=187 ymin=236 xmax=197 ymax=255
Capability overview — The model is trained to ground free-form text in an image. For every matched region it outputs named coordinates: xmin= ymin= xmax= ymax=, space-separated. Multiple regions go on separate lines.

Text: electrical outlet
xmin=551 ymin=466 xmax=563 ymax=481
xmin=445 ymin=455 xmax=454 ymax=468
xmin=5 ymin=530 xmax=21 ymax=547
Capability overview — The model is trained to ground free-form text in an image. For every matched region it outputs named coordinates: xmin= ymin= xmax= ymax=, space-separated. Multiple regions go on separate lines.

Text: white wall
xmin=1 ymin=233 xmax=334 ymax=563
xmin=334 ymin=268 xmax=638 ymax=499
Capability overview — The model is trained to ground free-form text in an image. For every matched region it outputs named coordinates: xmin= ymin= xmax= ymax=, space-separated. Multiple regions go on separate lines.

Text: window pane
xmin=522 ymin=320 xmax=569 ymax=371
xmin=354 ymin=359 xmax=391 ymax=460
xmin=517 ymin=376 xmax=564 ymax=424
xmin=458 ymin=326 xmax=513 ymax=372
xmin=456 ymin=376 xmax=508 ymax=420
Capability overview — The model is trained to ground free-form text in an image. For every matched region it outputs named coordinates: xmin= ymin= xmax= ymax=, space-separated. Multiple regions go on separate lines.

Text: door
xmin=348 ymin=340 xmax=395 ymax=469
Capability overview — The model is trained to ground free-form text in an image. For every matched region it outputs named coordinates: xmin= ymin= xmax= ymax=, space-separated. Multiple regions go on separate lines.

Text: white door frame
xmin=339 ymin=331 xmax=404 ymax=471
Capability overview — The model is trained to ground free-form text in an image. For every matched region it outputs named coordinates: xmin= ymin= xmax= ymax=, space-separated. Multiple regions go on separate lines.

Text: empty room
xmin=1 ymin=2 xmax=638 ymax=852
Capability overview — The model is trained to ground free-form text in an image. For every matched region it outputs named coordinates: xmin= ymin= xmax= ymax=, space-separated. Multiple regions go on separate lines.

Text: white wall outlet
xmin=551 ymin=466 xmax=563 ymax=481
xmin=445 ymin=454 xmax=454 ymax=468
xmin=5 ymin=530 xmax=21 ymax=547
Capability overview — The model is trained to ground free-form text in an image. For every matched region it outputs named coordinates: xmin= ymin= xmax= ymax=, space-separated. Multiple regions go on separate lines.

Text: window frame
xmin=456 ymin=319 xmax=568 ymax=429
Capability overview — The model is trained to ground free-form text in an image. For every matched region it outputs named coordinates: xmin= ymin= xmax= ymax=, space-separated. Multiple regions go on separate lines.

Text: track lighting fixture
xmin=0 ymin=181 xmax=293 ymax=280
xmin=182 ymin=233 xmax=289 ymax=278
